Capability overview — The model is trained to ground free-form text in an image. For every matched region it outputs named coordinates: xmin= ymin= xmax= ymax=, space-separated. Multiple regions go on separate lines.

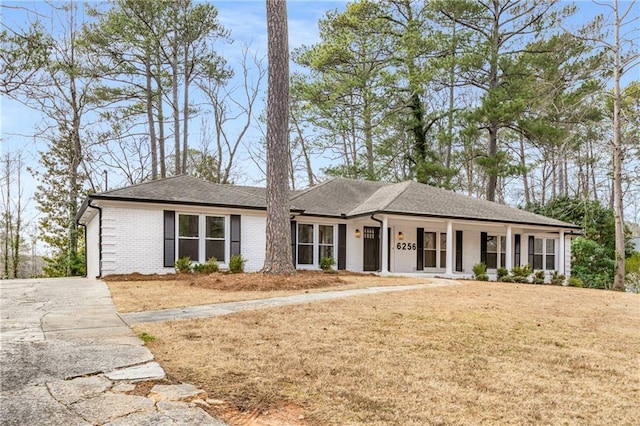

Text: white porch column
xmin=381 ymin=215 xmax=389 ymax=274
xmin=559 ymin=230 xmax=565 ymax=274
xmin=505 ymin=225 xmax=513 ymax=271
xmin=445 ymin=220 xmax=453 ymax=276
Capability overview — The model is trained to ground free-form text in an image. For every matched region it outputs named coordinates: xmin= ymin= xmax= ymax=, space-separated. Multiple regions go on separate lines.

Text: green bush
xmin=500 ymin=276 xmax=515 ymax=283
xmin=568 ymin=276 xmax=584 ymax=287
xmin=229 ymin=254 xmax=246 ymax=274
xmin=511 ymin=264 xmax=532 ymax=279
xmin=175 ymin=256 xmax=192 ymax=274
xmin=472 ymin=262 xmax=489 ymax=281
xmin=571 ymin=237 xmax=615 ymax=289
xmin=201 ymin=257 xmax=219 ymax=274
xmin=550 ymin=271 xmax=566 ymax=286
xmin=320 ymin=256 xmax=336 ymax=272
xmin=532 ymin=270 xmax=545 ymax=284
xmin=626 ymin=252 xmax=640 ymax=293
xmin=496 ymin=267 xmax=509 ymax=280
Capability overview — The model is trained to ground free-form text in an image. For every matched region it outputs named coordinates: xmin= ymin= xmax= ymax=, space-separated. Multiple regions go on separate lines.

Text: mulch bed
xmin=102 ymin=270 xmax=371 ymax=291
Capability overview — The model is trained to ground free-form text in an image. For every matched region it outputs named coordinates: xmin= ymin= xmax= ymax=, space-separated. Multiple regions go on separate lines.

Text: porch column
xmin=559 ymin=230 xmax=565 ymax=274
xmin=505 ymin=225 xmax=513 ymax=271
xmin=381 ymin=215 xmax=389 ymax=273
xmin=445 ymin=220 xmax=453 ymax=276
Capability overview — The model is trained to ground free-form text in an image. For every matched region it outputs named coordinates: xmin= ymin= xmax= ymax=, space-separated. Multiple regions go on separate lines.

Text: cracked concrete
xmin=0 ymin=278 xmax=225 ymax=425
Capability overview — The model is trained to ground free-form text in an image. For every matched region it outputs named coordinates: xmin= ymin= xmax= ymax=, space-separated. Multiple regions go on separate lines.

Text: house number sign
xmin=396 ymin=242 xmax=417 ymax=250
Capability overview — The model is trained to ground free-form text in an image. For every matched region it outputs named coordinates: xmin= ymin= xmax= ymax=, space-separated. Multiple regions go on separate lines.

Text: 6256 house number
xmin=396 ymin=242 xmax=417 ymax=250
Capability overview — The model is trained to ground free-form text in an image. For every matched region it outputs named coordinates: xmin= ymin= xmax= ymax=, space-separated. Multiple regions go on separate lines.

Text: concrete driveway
xmin=0 ymin=278 xmax=223 ymax=425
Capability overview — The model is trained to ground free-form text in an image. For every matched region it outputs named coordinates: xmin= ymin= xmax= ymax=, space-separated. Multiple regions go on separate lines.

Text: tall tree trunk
xmin=12 ymin=154 xmax=21 ymax=278
xmin=611 ymin=0 xmax=626 ymax=291
xmin=262 ymin=0 xmax=294 ymax=274
xmin=172 ymin=25 xmax=181 ymax=175
xmin=182 ymin=48 xmax=190 ymax=175
xmin=145 ymin=55 xmax=158 ymax=180
xmin=519 ymin=134 xmax=531 ymax=205
xmin=485 ymin=2 xmax=500 ymax=202
xmin=3 ymin=155 xmax=10 ymax=278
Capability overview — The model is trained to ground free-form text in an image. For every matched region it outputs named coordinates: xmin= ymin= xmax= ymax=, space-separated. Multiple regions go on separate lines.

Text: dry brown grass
xmin=133 ymin=281 xmax=640 ymax=426
xmin=106 ymin=272 xmax=430 ymax=313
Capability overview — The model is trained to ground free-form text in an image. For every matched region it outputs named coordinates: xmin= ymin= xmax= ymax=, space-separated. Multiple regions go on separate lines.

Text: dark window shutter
xmin=290 ymin=220 xmax=297 ymax=266
xmin=480 ymin=232 xmax=487 ymax=265
xmin=387 ymin=227 xmax=391 ymax=272
xmin=514 ymin=234 xmax=521 ymax=266
xmin=528 ymin=236 xmax=535 ymax=267
xmin=455 ymin=230 xmax=463 ymax=272
xmin=164 ymin=211 xmax=175 ymax=267
xmin=417 ymin=228 xmax=424 ymax=270
xmin=230 ymin=215 xmax=241 ymax=257
xmin=338 ymin=224 xmax=346 ymax=270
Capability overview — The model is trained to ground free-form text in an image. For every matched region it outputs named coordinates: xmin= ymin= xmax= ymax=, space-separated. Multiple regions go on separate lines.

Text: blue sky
xmin=1 ymin=0 xmax=638 ymax=230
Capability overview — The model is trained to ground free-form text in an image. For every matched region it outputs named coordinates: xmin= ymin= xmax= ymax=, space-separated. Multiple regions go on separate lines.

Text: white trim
xmin=175 ymin=212 xmax=229 ymax=265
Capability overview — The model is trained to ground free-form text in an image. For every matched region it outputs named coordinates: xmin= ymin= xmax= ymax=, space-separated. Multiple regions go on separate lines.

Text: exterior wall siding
xmin=101 ymin=206 xmax=168 ymax=276
xmin=241 ymin=215 xmax=266 ymax=272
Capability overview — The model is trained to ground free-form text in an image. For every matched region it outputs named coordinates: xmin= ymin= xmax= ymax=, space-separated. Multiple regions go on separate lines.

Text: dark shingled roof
xmin=79 ymin=175 xmax=579 ymax=229
xmin=89 ymin=175 xmax=269 ymax=209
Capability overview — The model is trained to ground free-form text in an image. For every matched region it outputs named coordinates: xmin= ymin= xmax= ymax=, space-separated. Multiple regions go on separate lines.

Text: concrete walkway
xmin=0 ymin=278 xmax=224 ymax=425
xmin=122 ymin=278 xmax=459 ymax=325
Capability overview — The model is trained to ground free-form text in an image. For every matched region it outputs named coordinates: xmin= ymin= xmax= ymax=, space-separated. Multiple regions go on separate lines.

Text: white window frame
xmin=296 ymin=223 xmax=336 ymax=269
xmin=485 ymin=234 xmax=507 ymax=270
xmin=424 ymin=231 xmax=447 ymax=270
xmin=533 ymin=237 xmax=556 ymax=271
xmin=176 ymin=213 xmax=228 ymax=264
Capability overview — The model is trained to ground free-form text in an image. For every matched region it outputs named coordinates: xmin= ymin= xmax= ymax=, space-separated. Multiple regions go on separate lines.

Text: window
xmin=425 ymin=232 xmax=437 ymax=268
xmin=297 ymin=223 xmax=335 ymax=267
xmin=545 ymin=239 xmax=555 ymax=271
xmin=178 ymin=214 xmax=199 ymax=261
xmin=297 ymin=224 xmax=314 ymax=265
xmin=532 ymin=237 xmax=556 ymax=270
xmin=318 ymin=225 xmax=334 ymax=263
xmin=486 ymin=235 xmax=498 ymax=269
xmin=500 ymin=236 xmax=506 ymax=268
xmin=424 ymin=231 xmax=447 ymax=269
xmin=177 ymin=214 xmax=226 ymax=263
xmin=440 ymin=233 xmax=447 ymax=269
xmin=205 ymin=216 xmax=225 ymax=262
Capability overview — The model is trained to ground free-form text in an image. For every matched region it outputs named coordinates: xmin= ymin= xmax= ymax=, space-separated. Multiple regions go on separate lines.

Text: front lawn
xmin=131 ymin=281 xmax=640 ymax=425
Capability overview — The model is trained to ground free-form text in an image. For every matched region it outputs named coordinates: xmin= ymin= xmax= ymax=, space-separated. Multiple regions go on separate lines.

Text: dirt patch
xmin=211 ymin=402 xmax=309 ymax=426
xmin=135 ymin=282 xmax=640 ymax=425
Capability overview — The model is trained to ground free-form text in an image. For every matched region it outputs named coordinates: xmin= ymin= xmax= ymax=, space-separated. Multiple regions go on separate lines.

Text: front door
xmin=363 ymin=226 xmax=380 ymax=271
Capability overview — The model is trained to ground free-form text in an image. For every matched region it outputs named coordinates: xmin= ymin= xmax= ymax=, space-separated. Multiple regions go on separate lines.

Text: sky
xmin=0 ymin=0 xmax=638 ymax=234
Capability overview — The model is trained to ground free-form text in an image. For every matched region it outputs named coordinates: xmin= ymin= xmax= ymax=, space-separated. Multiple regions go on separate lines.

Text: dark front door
xmin=363 ymin=226 xmax=380 ymax=271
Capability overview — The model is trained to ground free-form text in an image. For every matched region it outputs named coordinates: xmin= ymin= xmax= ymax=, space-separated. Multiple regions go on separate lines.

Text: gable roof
xmin=78 ymin=175 xmax=579 ymax=229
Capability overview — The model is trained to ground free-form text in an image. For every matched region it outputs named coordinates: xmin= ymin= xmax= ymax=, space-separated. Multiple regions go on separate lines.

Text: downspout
xmin=371 ymin=213 xmax=383 ymax=272
xmin=88 ymin=199 xmax=103 ymax=278
xmin=78 ymin=222 xmax=87 ymax=278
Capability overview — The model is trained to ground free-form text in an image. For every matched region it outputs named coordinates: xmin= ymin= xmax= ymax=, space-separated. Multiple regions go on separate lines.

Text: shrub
xmin=550 ymin=271 xmax=566 ymax=286
xmin=320 ymin=256 xmax=336 ymax=272
xmin=533 ymin=271 xmax=546 ymax=284
xmin=511 ymin=264 xmax=532 ymax=279
xmin=496 ymin=267 xmax=509 ymax=280
xmin=500 ymin=276 xmax=515 ymax=283
xmin=201 ymin=257 xmax=219 ymax=274
xmin=229 ymin=254 xmax=246 ymax=274
xmin=625 ymin=252 xmax=640 ymax=293
xmin=571 ymin=237 xmax=615 ymax=289
xmin=568 ymin=276 xmax=584 ymax=288
xmin=472 ymin=262 xmax=489 ymax=281
xmin=175 ymin=256 xmax=192 ymax=274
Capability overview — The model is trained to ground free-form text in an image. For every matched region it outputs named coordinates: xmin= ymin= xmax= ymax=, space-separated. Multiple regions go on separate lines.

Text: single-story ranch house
xmin=77 ymin=175 xmax=580 ymax=279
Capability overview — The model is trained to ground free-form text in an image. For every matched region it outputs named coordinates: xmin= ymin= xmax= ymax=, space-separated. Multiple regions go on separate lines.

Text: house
xmin=76 ymin=175 xmax=580 ymax=279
